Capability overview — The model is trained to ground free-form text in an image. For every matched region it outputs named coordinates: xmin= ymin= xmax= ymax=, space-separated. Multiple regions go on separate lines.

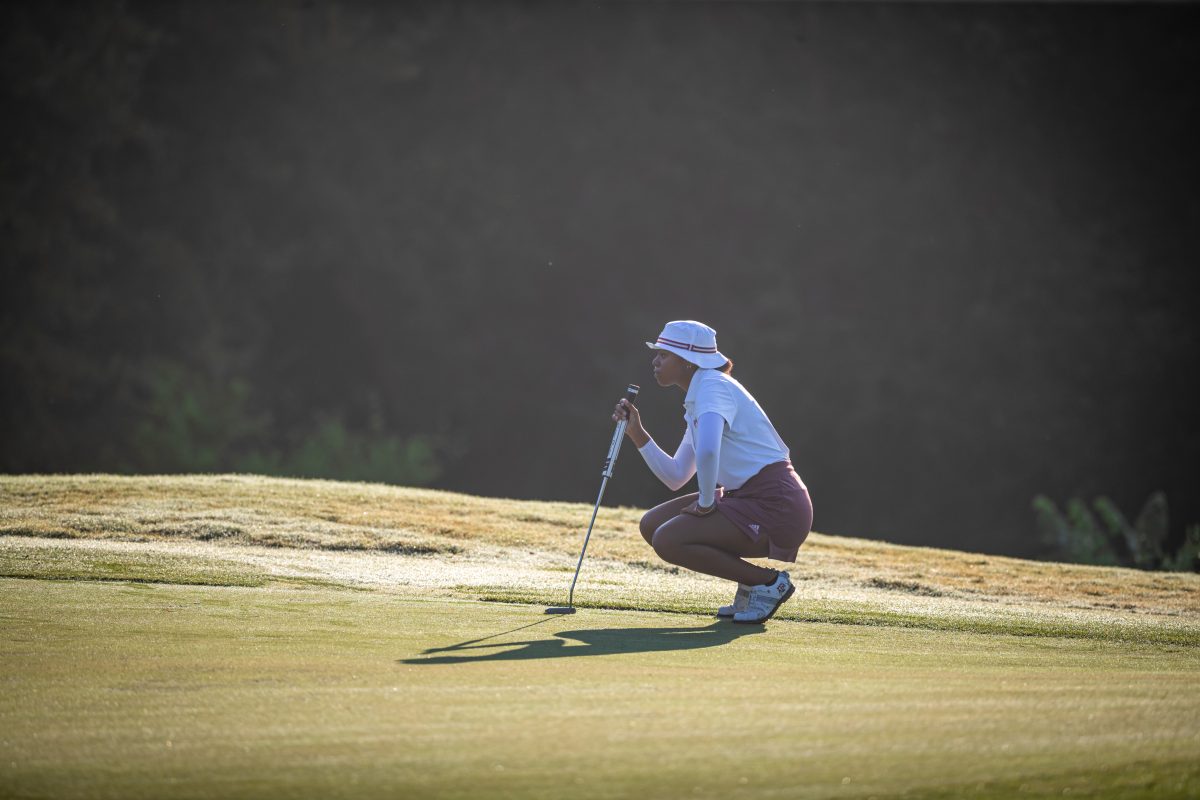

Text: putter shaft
xmin=557 ymin=385 xmax=638 ymax=610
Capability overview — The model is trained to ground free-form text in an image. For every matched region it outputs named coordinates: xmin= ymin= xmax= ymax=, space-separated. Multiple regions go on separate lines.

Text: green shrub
xmin=241 ymin=416 xmax=441 ymax=486
xmin=1033 ymin=492 xmax=1197 ymax=572
xmin=132 ymin=361 xmax=270 ymax=473
xmin=1162 ymin=524 xmax=1200 ymax=573
xmin=132 ymin=361 xmax=441 ymax=486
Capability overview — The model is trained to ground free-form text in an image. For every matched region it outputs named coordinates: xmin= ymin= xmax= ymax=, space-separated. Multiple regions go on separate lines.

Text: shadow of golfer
xmin=400 ymin=619 xmax=763 ymax=665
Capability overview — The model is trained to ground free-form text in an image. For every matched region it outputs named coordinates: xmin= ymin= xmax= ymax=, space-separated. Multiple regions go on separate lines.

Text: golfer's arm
xmin=637 ymin=435 xmax=696 ymax=491
xmin=694 ymin=412 xmax=724 ymax=508
xmin=626 ymin=424 xmax=650 ymax=449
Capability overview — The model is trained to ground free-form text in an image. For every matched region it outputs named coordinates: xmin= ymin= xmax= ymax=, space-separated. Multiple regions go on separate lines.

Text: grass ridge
xmin=2 ymin=473 xmax=1198 ymax=648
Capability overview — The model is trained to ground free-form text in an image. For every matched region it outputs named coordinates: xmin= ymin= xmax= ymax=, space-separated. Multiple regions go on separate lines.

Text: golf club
xmin=546 ymin=383 xmax=640 ymax=614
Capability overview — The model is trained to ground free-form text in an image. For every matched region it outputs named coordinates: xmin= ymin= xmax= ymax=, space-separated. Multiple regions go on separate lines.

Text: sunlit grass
xmin=2 ymin=473 xmax=1198 ymax=646
xmin=3 ymin=474 xmax=1200 ymax=798
xmin=2 ymin=580 xmax=1199 ymax=800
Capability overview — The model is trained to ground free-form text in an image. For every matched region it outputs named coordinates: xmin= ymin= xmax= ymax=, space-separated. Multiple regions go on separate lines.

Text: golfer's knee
xmin=651 ymin=529 xmax=681 ymax=563
xmin=639 ymin=512 xmax=658 ymax=546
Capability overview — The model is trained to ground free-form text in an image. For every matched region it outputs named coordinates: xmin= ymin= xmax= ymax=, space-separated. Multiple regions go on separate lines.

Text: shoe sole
xmin=731 ymin=583 xmax=796 ymax=624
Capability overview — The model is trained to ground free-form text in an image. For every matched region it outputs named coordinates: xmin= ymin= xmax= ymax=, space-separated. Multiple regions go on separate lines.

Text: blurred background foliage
xmin=1034 ymin=493 xmax=1200 ymax=573
xmin=2 ymin=1 xmax=1198 ymax=560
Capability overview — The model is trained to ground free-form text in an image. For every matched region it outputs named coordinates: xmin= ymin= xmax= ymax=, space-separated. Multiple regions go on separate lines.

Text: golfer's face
xmin=652 ymin=350 xmax=689 ymax=387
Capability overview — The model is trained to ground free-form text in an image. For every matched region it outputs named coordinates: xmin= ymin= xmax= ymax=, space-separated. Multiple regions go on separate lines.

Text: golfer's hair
xmin=718 ymin=359 xmax=733 ymax=374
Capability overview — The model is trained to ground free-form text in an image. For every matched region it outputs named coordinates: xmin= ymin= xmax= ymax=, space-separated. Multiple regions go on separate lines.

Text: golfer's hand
xmin=681 ymin=500 xmax=717 ymax=517
xmin=613 ymin=398 xmax=641 ymax=425
xmin=613 ymin=399 xmax=649 ymax=447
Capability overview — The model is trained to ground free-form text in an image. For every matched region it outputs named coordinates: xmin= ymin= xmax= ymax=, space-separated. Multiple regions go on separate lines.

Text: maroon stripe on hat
xmin=655 ymin=336 xmax=718 ymax=353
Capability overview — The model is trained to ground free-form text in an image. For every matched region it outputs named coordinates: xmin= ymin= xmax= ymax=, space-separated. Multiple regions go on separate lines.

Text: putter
xmin=546 ymin=384 xmax=640 ymax=614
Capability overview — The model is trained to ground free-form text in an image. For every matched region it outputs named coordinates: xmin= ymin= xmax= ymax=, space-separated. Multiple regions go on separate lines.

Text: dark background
xmin=3 ymin=1 xmax=1198 ymax=559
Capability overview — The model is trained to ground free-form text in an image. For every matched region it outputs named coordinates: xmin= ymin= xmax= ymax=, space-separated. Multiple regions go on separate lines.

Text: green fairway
xmin=3 ymin=577 xmax=1198 ymax=800
xmin=2 ymin=475 xmax=1199 ymax=798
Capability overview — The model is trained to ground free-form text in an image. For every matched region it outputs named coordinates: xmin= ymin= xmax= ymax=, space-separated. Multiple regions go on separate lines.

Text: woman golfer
xmin=614 ymin=320 xmax=813 ymax=623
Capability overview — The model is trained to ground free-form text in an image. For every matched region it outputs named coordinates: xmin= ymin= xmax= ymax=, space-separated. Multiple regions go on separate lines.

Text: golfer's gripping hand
xmin=613 ymin=399 xmax=650 ymax=448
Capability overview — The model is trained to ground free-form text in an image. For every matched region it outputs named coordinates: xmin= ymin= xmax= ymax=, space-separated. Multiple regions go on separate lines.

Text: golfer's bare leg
xmin=651 ymin=512 xmax=775 ymax=586
xmin=639 ymin=493 xmax=701 ymax=546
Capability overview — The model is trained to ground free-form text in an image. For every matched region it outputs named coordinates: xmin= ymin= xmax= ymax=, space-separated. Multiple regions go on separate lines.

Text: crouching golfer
xmin=614 ymin=320 xmax=813 ymax=623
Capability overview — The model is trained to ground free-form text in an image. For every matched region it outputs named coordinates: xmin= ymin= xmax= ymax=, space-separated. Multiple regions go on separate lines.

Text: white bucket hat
xmin=645 ymin=320 xmax=728 ymax=369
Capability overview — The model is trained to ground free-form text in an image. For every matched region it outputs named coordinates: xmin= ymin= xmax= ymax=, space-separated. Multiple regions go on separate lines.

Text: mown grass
xmin=0 ymin=538 xmax=363 ymax=594
xmin=3 ymin=474 xmax=1200 ymax=798
xmin=2 ymin=579 xmax=1199 ymax=800
xmin=474 ymin=587 xmax=1200 ymax=647
xmin=0 ymin=541 xmax=268 ymax=587
xmin=2 ymin=473 xmax=1199 ymax=647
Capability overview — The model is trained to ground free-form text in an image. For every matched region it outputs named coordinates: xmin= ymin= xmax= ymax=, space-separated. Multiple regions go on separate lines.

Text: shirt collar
xmin=683 ymin=368 xmax=704 ymax=408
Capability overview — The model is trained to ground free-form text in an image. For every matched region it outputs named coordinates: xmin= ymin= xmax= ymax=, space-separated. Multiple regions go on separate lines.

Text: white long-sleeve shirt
xmin=638 ymin=368 xmax=796 ymax=506
xmin=637 ymin=412 xmax=724 ymax=506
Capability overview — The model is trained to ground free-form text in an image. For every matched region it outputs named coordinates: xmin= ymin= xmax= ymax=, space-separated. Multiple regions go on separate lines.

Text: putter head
xmin=544 ymin=606 xmax=576 ymax=615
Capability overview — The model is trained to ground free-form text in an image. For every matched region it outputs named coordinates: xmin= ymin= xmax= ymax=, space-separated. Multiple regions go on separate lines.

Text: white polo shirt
xmin=682 ymin=369 xmax=793 ymax=491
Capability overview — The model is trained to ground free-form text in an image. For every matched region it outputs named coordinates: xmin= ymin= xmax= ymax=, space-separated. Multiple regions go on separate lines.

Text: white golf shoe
xmin=732 ymin=571 xmax=795 ymax=624
xmin=716 ymin=583 xmax=751 ymax=617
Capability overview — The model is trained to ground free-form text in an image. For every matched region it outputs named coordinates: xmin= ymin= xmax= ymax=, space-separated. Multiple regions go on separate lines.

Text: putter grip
xmin=624 ymin=384 xmax=640 ymax=407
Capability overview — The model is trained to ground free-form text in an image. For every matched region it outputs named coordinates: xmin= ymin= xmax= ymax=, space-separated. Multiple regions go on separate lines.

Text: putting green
xmin=3 ymin=577 xmax=1198 ymax=799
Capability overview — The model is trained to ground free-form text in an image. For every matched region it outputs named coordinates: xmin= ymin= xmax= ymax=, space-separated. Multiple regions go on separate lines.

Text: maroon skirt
xmin=716 ymin=461 xmax=812 ymax=562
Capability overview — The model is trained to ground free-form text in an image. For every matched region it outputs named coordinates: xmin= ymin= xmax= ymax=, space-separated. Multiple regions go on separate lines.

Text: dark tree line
xmin=3 ymin=1 xmax=1198 ymax=559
